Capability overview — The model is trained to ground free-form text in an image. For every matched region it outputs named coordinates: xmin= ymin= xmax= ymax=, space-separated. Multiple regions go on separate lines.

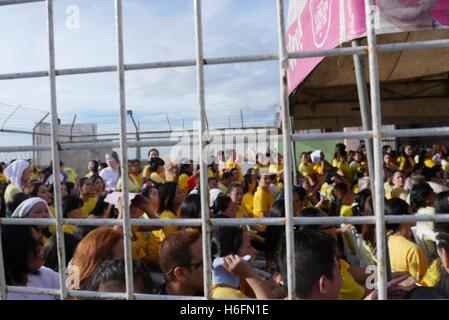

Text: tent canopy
xmin=290 ymin=29 xmax=449 ymax=131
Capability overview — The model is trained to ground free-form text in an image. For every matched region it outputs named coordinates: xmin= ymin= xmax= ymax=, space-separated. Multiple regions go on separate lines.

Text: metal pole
xmin=69 ymin=114 xmax=77 ymax=142
xmin=114 ymin=0 xmax=134 ymax=300
xmin=127 ymin=110 xmax=141 ymax=160
xmin=46 ymin=0 xmax=67 ymax=300
xmin=240 ymin=109 xmax=244 ymax=128
xmin=276 ymin=0 xmax=296 ymax=300
xmin=365 ymin=0 xmax=387 ymax=300
xmin=32 ymin=112 xmax=50 ymax=164
xmin=290 ymin=116 xmax=298 ymax=185
xmin=352 ymin=40 xmax=375 ymax=185
xmin=193 ymin=0 xmax=213 ymax=300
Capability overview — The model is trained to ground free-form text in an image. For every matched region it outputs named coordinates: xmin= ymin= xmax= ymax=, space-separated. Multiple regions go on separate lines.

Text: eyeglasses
xmin=165 ymin=261 xmax=203 ymax=275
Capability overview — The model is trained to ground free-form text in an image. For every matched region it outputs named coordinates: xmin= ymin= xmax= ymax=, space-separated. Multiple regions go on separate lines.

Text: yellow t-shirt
xmin=337 ymin=161 xmax=352 ymax=180
xmin=211 ymin=285 xmax=248 ymax=299
xmin=312 ymin=163 xmax=326 ymax=184
xmin=81 ymin=197 xmax=97 ymax=218
xmin=253 ymin=186 xmax=275 ymax=218
xmin=225 ymin=161 xmax=243 ymax=183
xmin=398 ymin=156 xmax=415 ymax=174
xmin=350 ymin=161 xmax=362 ymax=178
xmin=207 ymin=168 xmax=217 ymax=178
xmin=390 ymin=187 xmax=409 ymax=201
xmin=0 ymin=173 xmax=8 ymax=183
xmin=142 ymin=165 xmax=152 ymax=178
xmin=338 ymin=259 xmax=366 ymax=300
xmin=421 ymin=258 xmax=442 ymax=287
xmin=63 ymin=167 xmax=78 ymax=185
xmin=424 ymin=158 xmax=437 ymax=168
xmin=388 ymin=234 xmax=428 ymax=282
xmin=150 ymin=172 xmax=165 ymax=184
xmin=116 ymin=175 xmax=140 ymax=193
xmin=299 ymin=163 xmax=314 ymax=178
xmin=340 ymin=204 xmax=354 ymax=217
xmin=131 ymin=173 xmax=142 ymax=186
xmin=178 ymin=173 xmax=190 ymax=194
xmin=132 ymin=222 xmax=151 ymax=260
xmin=4 ymin=183 xmax=19 ymax=204
xmin=384 ymin=182 xmax=394 ymax=200
xmin=240 ymin=193 xmax=254 ymax=218
xmin=332 ymin=158 xmax=339 ymax=168
xmin=147 ymin=210 xmax=177 ymax=260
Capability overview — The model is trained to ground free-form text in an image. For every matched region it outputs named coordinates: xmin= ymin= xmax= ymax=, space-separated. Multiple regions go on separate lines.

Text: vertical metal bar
xmin=351 ymin=40 xmax=375 ymax=186
xmin=290 ymin=116 xmax=298 ymax=185
xmin=193 ymin=0 xmax=213 ymax=300
xmin=365 ymin=0 xmax=388 ymax=300
xmin=276 ymin=0 xmax=296 ymax=299
xmin=46 ymin=0 xmax=67 ymax=300
xmin=69 ymin=114 xmax=77 ymax=142
xmin=114 ymin=0 xmax=134 ymax=300
xmin=0 ymin=226 xmax=7 ymax=300
xmin=240 ymin=109 xmax=244 ymax=128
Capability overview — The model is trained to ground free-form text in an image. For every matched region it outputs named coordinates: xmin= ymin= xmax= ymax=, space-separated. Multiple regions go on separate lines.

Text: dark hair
xmin=149 ymin=157 xmax=165 ymax=173
xmin=421 ymin=166 xmax=440 ymax=181
xmin=6 ymin=192 xmax=30 ymax=217
xmin=293 ymin=185 xmax=306 ymax=201
xmin=141 ymin=184 xmax=159 ymax=198
xmin=62 ymin=195 xmax=83 ymax=218
xmin=400 ymin=145 xmax=414 ymax=171
xmin=227 ymin=183 xmax=242 ymax=194
xmin=278 ymin=229 xmax=337 ymax=298
xmin=385 ymin=198 xmax=410 ymax=232
xmin=434 ymin=191 xmax=449 ymax=234
xmin=43 ymin=233 xmax=80 ymax=272
xmin=65 ymin=182 xmax=75 ymax=195
xmin=89 ymin=195 xmax=109 ymax=218
xmin=130 ymin=194 xmax=148 ymax=212
xmin=28 ymin=182 xmax=46 ymax=198
xmin=222 ymin=171 xmax=233 ymax=181
xmin=79 ymin=177 xmax=91 ymax=189
xmin=1 ymin=225 xmax=39 ymax=285
xmin=352 ymin=189 xmax=372 ymax=216
xmin=265 ymin=199 xmax=285 ymax=267
xmin=158 ymin=182 xmax=179 ymax=213
xmin=88 ymin=160 xmax=99 ymax=174
xmin=84 ymin=258 xmax=153 ymax=294
xmin=211 ymin=225 xmax=244 ymax=257
xmin=212 ymin=195 xmax=232 ymax=216
xmin=242 ymin=174 xmax=256 ymax=194
xmin=180 ymin=194 xmax=201 ymax=219
xmin=410 ymin=182 xmax=433 ymax=212
xmin=179 ymin=162 xmax=192 ymax=176
xmin=159 ymin=228 xmax=201 ymax=282
xmin=148 ymin=148 xmax=159 ymax=157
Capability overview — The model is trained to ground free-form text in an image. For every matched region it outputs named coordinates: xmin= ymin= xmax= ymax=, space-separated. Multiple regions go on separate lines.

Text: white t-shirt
xmin=100 ymin=167 xmax=120 ymax=191
xmin=7 ymin=266 xmax=60 ymax=300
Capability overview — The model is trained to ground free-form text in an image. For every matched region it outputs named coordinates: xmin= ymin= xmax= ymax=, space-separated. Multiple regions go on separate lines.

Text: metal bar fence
xmin=0 ymin=0 xmax=448 ymax=301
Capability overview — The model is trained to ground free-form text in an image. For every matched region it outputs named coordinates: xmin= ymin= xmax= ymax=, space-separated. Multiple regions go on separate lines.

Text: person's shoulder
xmin=35 ymin=266 xmax=60 ymax=287
xmin=160 ymin=210 xmax=176 ymax=219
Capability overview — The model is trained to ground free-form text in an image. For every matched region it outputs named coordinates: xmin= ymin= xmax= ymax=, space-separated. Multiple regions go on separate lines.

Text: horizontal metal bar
xmin=382 ymin=127 xmax=449 ymax=138
xmin=291 ymin=130 xmax=372 ymax=141
xmin=1 ymin=36 xmax=449 ymax=81
xmin=289 ymin=46 xmax=367 ymax=59
xmin=0 ymin=0 xmax=42 ymax=5
xmin=6 ymin=285 xmax=60 ymax=296
xmin=378 ymin=39 xmax=449 ymax=53
xmin=2 ymin=214 xmax=449 ymax=227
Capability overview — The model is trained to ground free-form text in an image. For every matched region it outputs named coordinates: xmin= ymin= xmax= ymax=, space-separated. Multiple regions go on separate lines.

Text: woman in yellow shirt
xmin=335 ymin=151 xmax=353 ymax=181
xmin=385 ymin=198 xmax=428 ymax=282
xmin=61 ymin=195 xmax=83 ymax=235
xmin=149 ymin=157 xmax=166 ymax=184
xmin=253 ymin=171 xmax=275 ymax=218
xmin=241 ymin=174 xmax=257 ymax=218
xmin=116 ymin=160 xmax=140 ymax=193
xmin=85 ymin=160 xmax=99 ymax=178
xmin=227 ymin=183 xmax=245 ymax=218
xmin=3 ymin=159 xmax=33 ymax=204
xmin=333 ymin=182 xmax=355 ymax=217
xmin=298 ymin=152 xmax=315 ymax=181
xmin=398 ymin=145 xmax=415 ymax=175
xmin=332 ymin=143 xmax=347 ymax=168
xmin=147 ymin=182 xmax=185 ymax=265
xmin=79 ymin=177 xmax=98 ymax=218
xmin=90 ymin=174 xmax=106 ymax=198
xmin=178 ymin=162 xmax=193 ymax=195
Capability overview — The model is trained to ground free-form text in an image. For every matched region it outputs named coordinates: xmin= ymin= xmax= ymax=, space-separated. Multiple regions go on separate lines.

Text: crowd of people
xmin=1 ymin=143 xmax=449 ymax=300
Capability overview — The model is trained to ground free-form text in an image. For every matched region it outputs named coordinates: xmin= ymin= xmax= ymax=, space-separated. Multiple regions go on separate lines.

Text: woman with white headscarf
xmin=12 ymin=197 xmax=52 ymax=238
xmin=4 ymin=160 xmax=33 ymax=204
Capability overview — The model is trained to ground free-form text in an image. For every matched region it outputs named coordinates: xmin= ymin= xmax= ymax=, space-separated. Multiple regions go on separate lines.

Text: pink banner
xmin=286 ymin=0 xmax=449 ymax=93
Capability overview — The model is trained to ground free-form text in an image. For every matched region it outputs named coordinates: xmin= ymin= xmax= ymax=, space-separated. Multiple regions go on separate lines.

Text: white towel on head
xmin=310 ymin=150 xmax=322 ymax=164
xmin=11 ymin=197 xmax=49 ymax=218
xmin=4 ymin=160 xmax=30 ymax=192
xmin=209 ymin=188 xmax=223 ymax=208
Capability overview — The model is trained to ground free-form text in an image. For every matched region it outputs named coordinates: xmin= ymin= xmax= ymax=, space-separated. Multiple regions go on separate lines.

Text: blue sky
xmin=0 ymin=0 xmax=287 ymax=161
